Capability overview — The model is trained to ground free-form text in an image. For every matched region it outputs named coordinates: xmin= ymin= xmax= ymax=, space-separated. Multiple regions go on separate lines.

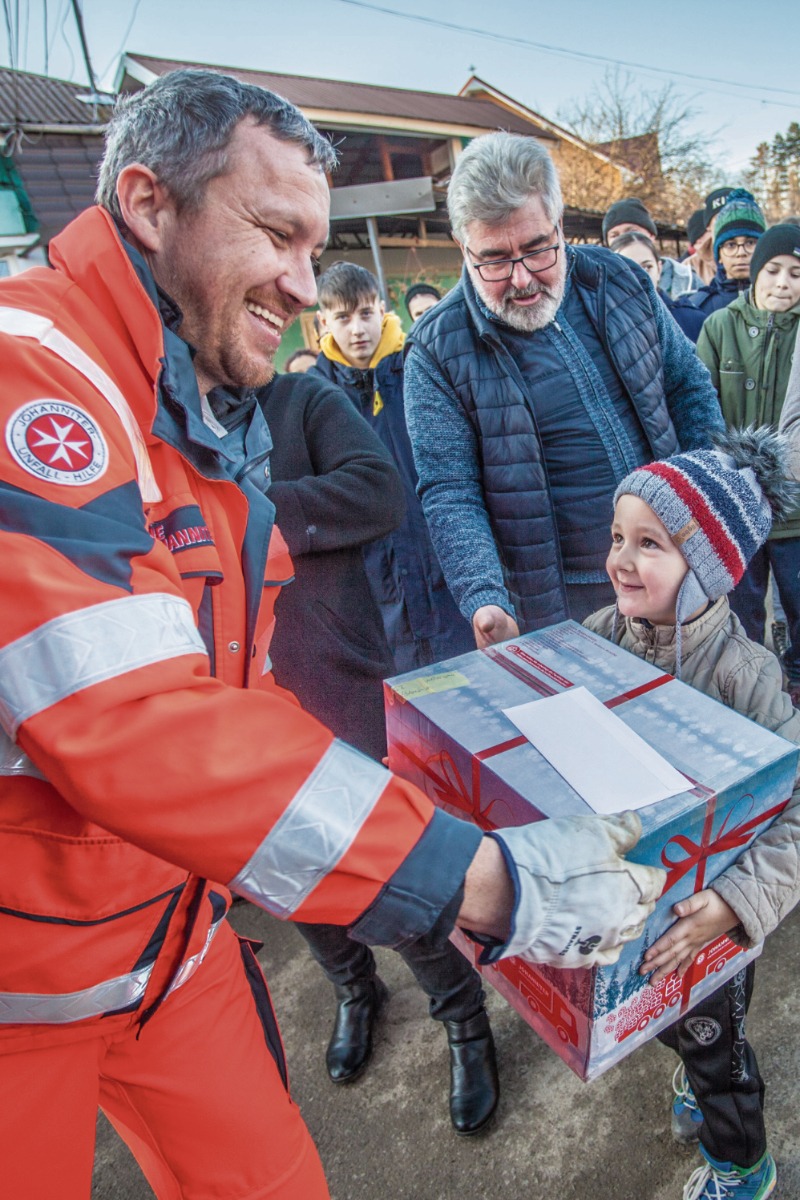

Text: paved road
xmin=92 ymin=899 xmax=800 ymax=1200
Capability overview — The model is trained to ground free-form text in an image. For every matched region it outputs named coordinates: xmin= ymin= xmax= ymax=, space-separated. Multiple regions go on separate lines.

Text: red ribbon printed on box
xmin=391 ymin=651 xmax=675 ymax=830
xmin=661 ymin=790 xmax=789 ymax=895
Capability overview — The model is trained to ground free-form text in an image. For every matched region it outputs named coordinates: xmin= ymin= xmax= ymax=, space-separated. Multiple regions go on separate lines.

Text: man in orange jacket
xmin=0 ymin=70 xmax=663 ymax=1199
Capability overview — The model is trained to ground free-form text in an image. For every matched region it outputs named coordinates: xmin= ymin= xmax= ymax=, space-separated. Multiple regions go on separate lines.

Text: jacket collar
xmin=320 ymin=311 xmax=405 ymax=369
xmin=622 ymin=596 xmax=729 ymax=662
xmin=48 ymin=207 xmax=165 ymax=425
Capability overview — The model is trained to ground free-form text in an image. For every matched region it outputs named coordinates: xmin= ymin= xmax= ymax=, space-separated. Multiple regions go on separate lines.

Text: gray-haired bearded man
xmin=404 ymin=132 xmax=724 ymax=647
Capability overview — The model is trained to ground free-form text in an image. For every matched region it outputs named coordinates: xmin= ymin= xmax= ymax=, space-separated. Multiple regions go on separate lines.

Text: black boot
xmin=444 ymin=1008 xmax=499 ymax=1136
xmin=325 ymin=976 xmax=388 ymax=1084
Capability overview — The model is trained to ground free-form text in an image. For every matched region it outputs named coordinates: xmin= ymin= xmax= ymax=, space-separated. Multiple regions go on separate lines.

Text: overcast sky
xmin=4 ymin=0 xmax=799 ymax=175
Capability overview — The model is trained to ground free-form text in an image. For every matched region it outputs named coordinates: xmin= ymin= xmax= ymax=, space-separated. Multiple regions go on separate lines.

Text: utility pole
xmin=70 ymin=0 xmax=98 ymax=96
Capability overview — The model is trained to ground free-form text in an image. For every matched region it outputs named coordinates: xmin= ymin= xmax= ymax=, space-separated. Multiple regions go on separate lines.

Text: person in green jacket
xmin=697 ymin=223 xmax=800 ymax=702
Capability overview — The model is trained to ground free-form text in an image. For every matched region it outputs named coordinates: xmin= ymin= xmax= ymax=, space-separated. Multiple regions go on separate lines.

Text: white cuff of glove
xmin=489 ymin=812 xmax=666 ymax=969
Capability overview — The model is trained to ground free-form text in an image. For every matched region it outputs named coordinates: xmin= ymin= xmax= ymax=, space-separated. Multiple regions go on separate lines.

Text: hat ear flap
xmin=675 ymin=570 xmax=707 ymax=626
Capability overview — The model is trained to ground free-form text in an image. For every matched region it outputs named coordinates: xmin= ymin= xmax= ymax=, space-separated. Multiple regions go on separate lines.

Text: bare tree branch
xmin=557 ymin=69 xmax=725 ymax=225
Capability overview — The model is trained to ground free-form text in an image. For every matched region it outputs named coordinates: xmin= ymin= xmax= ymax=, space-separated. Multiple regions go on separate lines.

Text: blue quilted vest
xmin=408 ymin=246 xmax=680 ymax=630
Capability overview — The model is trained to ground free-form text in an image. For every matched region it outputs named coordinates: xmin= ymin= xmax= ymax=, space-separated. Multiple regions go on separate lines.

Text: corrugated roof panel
xmin=0 ymin=67 xmax=112 ymax=125
xmin=12 ymin=135 xmax=104 ymax=243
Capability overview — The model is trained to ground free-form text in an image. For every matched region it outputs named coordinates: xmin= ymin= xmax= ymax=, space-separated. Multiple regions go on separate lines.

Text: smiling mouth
xmin=244 ymin=301 xmax=285 ymax=331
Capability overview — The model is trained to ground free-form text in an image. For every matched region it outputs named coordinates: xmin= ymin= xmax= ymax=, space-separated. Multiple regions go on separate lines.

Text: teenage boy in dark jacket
xmin=312 ymin=262 xmax=474 ymax=671
xmin=258 ymin=370 xmax=499 ymax=1136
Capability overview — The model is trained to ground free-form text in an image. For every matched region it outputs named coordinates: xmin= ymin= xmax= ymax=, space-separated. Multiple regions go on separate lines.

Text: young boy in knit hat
xmin=584 ymin=427 xmax=800 ymax=1200
xmin=685 ymin=190 xmax=767 ymax=327
xmin=697 ymin=223 xmax=800 ymax=705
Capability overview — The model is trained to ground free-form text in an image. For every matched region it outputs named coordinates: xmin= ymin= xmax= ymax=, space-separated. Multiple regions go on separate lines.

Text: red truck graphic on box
xmin=606 ymin=934 xmax=743 ymax=1044
xmin=491 ymin=956 xmax=579 ymax=1048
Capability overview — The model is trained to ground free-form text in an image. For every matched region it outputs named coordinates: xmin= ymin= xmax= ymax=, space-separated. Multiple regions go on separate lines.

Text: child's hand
xmin=638 ymin=889 xmax=739 ymax=985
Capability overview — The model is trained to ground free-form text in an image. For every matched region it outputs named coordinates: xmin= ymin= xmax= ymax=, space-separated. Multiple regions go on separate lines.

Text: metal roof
xmin=11 ymin=134 xmax=104 ymax=244
xmin=121 ymin=54 xmax=556 ymax=139
xmin=0 ymin=67 xmax=112 ymax=127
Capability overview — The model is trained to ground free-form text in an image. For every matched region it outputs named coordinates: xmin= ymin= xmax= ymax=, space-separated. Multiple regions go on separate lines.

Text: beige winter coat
xmin=584 ymin=597 xmax=800 ymax=947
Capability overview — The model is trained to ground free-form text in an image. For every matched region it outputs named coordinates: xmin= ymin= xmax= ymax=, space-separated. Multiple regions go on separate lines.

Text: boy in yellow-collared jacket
xmin=311 ymin=261 xmax=474 ymax=673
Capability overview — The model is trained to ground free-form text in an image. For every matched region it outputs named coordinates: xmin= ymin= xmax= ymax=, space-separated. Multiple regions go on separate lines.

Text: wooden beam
xmin=376 ymin=136 xmax=394 ymax=182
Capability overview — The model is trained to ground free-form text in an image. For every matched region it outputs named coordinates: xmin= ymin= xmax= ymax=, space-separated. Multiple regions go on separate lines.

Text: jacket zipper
xmin=756 ymin=313 xmax=775 ymax=404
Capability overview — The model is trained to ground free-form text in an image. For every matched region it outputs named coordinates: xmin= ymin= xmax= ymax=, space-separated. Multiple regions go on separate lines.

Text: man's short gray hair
xmin=97 ymin=69 xmax=337 ymax=220
xmin=447 ymin=131 xmax=563 ymax=243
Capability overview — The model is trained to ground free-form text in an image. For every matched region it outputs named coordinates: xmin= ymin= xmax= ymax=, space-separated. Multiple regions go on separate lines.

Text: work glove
xmin=488 ymin=811 xmax=665 ymax=969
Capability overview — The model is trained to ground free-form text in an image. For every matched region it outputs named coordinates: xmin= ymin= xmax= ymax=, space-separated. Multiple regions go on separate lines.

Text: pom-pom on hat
xmin=613 ymin=428 xmax=796 ymax=674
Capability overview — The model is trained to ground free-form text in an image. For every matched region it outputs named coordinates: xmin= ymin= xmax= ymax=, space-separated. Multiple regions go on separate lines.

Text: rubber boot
xmin=444 ymin=1008 xmax=499 ymax=1135
xmin=325 ymin=976 xmax=388 ymax=1084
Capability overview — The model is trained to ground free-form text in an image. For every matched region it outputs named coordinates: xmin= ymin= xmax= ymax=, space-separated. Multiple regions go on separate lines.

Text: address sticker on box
xmin=393 ymin=670 xmax=470 ymax=699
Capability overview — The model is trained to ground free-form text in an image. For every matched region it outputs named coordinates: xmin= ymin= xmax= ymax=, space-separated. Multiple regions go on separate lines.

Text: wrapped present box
xmin=385 ymin=620 xmax=798 ymax=1081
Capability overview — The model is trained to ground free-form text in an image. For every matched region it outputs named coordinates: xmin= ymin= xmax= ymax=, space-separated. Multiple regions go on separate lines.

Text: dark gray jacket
xmin=258 ymin=372 xmax=405 ymax=760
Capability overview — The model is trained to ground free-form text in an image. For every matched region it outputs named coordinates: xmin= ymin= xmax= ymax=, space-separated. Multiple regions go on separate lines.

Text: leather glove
xmin=489 ymin=811 xmax=665 ymax=969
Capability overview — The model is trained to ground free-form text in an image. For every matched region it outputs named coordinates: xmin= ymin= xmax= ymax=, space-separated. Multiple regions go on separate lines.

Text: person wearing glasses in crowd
xmin=404 ymin=132 xmax=723 ymax=641
xmin=684 ymin=189 xmax=767 ymax=328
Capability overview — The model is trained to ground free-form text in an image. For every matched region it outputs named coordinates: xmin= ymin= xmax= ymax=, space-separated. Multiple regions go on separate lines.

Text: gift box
xmin=385 ymin=620 xmax=798 ymax=1081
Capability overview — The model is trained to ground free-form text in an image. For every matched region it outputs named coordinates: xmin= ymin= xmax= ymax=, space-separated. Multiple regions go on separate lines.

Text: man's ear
xmin=378 ymin=299 xmax=386 ymax=318
xmin=115 ymin=164 xmax=176 ymax=254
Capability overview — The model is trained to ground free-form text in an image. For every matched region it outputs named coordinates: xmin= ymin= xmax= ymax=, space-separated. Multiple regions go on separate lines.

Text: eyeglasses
xmin=719 ymin=238 xmax=758 ymax=258
xmin=466 ymin=227 xmax=560 ymax=281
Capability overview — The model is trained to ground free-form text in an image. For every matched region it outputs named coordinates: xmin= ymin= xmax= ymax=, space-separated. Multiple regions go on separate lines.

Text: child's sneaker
xmin=672 ymin=1063 xmax=704 ymax=1145
xmin=683 ymin=1148 xmax=777 ymax=1199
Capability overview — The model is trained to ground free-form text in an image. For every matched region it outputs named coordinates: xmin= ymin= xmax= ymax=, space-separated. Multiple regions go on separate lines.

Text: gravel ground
xmin=92 ymin=898 xmax=800 ymax=1200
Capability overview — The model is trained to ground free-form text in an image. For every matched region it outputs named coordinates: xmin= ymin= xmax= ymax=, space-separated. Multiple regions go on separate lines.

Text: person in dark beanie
xmin=602 ymin=196 xmax=658 ymax=245
xmin=686 ymin=208 xmax=716 ymax=286
xmin=704 ymin=185 xmax=735 ymax=229
xmin=405 ymin=281 xmax=442 ymax=323
xmin=686 ymin=209 xmax=707 ymax=246
xmin=697 ymin=223 xmax=800 ymax=700
xmin=686 ymin=189 xmax=767 ymax=324
xmin=604 ymin=197 xmax=698 ymax=297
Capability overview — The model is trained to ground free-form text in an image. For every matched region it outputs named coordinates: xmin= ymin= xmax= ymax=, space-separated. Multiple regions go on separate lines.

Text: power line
xmin=98 ymin=0 xmax=143 ymax=84
xmin=329 ymin=0 xmax=800 ymax=104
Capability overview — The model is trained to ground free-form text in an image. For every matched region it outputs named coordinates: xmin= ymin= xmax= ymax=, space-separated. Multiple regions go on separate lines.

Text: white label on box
xmin=503 ymin=686 xmax=689 ymax=814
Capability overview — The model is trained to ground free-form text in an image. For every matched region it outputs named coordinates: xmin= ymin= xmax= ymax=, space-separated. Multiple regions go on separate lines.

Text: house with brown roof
xmin=0 ymin=66 xmax=110 ymax=269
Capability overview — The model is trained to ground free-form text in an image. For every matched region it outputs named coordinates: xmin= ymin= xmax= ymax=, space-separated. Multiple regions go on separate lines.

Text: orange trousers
xmin=0 ymin=920 xmax=329 ymax=1200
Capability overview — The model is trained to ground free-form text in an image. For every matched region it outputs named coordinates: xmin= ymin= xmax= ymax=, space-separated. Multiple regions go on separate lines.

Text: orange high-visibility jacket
xmin=0 ymin=208 xmax=481 ymax=1053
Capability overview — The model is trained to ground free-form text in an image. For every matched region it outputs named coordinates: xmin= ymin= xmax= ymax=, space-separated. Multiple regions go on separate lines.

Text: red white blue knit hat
xmin=614 ymin=426 xmax=795 ymax=604
xmin=612 ymin=428 xmax=795 ymax=674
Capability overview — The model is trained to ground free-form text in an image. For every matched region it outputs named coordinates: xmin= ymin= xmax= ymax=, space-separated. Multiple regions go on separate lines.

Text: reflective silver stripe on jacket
xmin=166 ymin=916 xmax=225 ymax=997
xmin=0 ymin=726 xmax=46 ymax=779
xmin=0 ymin=963 xmax=153 ymax=1024
xmin=230 ymin=739 xmax=390 ymax=917
xmin=0 ymin=593 xmax=208 ymax=738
